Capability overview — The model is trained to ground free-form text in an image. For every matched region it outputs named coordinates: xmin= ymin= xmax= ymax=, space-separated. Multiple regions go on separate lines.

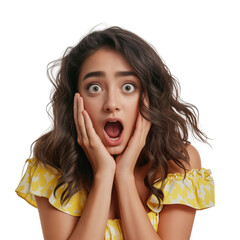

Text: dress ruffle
xmin=147 ymin=168 xmax=215 ymax=213
xmin=16 ymin=158 xmax=214 ymax=239
xmin=15 ymin=158 xmax=87 ymax=216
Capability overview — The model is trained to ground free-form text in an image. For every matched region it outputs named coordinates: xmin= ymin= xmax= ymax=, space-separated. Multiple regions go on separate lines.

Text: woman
xmin=16 ymin=26 xmax=214 ymax=239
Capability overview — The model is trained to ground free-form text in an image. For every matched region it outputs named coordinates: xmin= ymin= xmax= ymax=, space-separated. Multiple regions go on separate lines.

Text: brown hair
xmin=31 ymin=26 xmax=208 ymax=205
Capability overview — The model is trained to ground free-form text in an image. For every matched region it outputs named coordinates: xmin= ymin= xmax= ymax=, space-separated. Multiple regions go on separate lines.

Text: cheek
xmin=126 ymin=101 xmax=139 ymax=131
xmin=81 ymin=95 xmax=98 ymax=114
xmin=84 ymin=102 xmax=94 ymax=114
xmin=84 ymin=104 xmax=96 ymax=119
xmin=128 ymin=100 xmax=139 ymax=118
xmin=83 ymin=100 xmax=101 ymax=129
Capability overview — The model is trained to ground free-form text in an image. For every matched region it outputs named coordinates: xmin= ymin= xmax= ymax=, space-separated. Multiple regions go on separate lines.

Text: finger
xmin=143 ymin=95 xmax=149 ymax=108
xmin=73 ymin=93 xmax=81 ymax=135
xmin=138 ymin=110 xmax=151 ymax=129
xmin=134 ymin=113 xmax=151 ymax=145
xmin=142 ymin=95 xmax=151 ymax=122
xmin=135 ymin=112 xmax=144 ymax=134
xmin=140 ymin=113 xmax=151 ymax=138
xmin=82 ymin=110 xmax=99 ymax=141
xmin=142 ymin=113 xmax=151 ymax=132
xmin=126 ymin=113 xmax=143 ymax=147
xmin=74 ymin=93 xmax=88 ymax=145
xmin=78 ymin=92 xmax=84 ymax=112
xmin=76 ymin=95 xmax=88 ymax=140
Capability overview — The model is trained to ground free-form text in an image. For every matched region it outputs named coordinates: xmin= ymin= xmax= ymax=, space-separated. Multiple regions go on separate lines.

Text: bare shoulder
xmin=157 ymin=144 xmax=201 ymax=238
xmin=185 ymin=144 xmax=202 ymax=169
xmin=168 ymin=144 xmax=202 ymax=174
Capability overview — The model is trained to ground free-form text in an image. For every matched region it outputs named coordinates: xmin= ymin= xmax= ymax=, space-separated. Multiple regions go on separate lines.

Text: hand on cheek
xmin=115 ymin=112 xmax=151 ymax=175
xmin=73 ymin=93 xmax=116 ymax=175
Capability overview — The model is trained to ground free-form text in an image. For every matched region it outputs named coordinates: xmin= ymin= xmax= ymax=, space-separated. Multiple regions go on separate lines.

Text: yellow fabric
xmin=16 ymin=158 xmax=214 ymax=239
xmin=147 ymin=168 xmax=215 ymax=213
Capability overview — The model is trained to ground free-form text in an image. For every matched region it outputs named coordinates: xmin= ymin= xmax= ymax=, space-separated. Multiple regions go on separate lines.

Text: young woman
xmin=16 ymin=26 xmax=214 ymax=240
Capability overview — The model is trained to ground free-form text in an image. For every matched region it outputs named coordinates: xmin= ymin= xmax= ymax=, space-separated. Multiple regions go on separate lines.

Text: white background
xmin=1 ymin=0 xmax=239 ymax=239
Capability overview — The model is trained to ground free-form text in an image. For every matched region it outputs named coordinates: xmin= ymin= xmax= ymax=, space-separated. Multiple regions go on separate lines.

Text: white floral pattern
xmin=16 ymin=158 xmax=214 ymax=239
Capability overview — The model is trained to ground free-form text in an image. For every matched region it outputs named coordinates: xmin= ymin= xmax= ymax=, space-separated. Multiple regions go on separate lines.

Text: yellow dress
xmin=16 ymin=158 xmax=214 ymax=239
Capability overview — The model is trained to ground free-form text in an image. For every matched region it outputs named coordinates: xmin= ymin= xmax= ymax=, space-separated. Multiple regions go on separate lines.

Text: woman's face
xmin=78 ymin=48 xmax=141 ymax=155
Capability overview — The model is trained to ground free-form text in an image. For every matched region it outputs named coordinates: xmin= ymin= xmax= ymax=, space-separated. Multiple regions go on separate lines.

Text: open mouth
xmin=104 ymin=120 xmax=123 ymax=140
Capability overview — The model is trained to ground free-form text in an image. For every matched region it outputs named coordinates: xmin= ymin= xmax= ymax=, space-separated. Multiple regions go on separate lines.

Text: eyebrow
xmin=82 ymin=71 xmax=138 ymax=81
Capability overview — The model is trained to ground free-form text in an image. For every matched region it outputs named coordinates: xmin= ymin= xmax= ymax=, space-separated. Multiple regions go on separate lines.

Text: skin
xmin=35 ymin=48 xmax=201 ymax=240
xmin=77 ymin=47 xmax=143 ymax=162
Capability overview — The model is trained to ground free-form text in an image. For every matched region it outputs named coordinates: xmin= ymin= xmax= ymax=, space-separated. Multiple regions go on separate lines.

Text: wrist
xmin=94 ymin=165 xmax=116 ymax=180
xmin=115 ymin=168 xmax=134 ymax=185
xmin=115 ymin=162 xmax=134 ymax=176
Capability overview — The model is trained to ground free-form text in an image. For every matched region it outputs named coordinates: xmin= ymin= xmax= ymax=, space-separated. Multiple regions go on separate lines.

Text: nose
xmin=103 ymin=90 xmax=120 ymax=113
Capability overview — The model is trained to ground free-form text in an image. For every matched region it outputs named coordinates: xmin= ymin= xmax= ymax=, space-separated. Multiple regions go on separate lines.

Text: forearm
xmin=115 ymin=172 xmax=161 ymax=240
xmin=69 ymin=171 xmax=114 ymax=240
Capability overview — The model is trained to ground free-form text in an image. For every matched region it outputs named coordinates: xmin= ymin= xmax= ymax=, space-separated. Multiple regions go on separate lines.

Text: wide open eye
xmin=88 ymin=84 xmax=102 ymax=93
xmin=122 ymin=83 xmax=135 ymax=93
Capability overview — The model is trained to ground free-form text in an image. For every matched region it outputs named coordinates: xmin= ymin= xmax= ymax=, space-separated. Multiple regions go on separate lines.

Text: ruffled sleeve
xmin=15 ymin=158 xmax=87 ymax=217
xmin=147 ymin=168 xmax=215 ymax=213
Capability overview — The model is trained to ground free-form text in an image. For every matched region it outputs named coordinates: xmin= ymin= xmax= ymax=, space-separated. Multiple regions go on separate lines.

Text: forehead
xmin=79 ymin=48 xmax=134 ymax=76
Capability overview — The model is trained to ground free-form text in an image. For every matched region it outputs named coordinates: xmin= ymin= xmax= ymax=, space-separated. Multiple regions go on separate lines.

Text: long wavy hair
xmin=31 ymin=26 xmax=208 ymax=205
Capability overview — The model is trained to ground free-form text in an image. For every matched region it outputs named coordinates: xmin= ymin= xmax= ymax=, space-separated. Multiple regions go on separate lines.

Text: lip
xmin=103 ymin=118 xmax=124 ymax=146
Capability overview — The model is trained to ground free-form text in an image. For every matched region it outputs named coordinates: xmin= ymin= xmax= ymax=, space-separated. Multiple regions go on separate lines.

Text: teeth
xmin=108 ymin=136 xmax=119 ymax=140
xmin=108 ymin=120 xmax=117 ymax=122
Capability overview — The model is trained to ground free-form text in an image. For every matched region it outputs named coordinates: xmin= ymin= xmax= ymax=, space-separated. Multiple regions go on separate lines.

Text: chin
xmin=106 ymin=145 xmax=125 ymax=156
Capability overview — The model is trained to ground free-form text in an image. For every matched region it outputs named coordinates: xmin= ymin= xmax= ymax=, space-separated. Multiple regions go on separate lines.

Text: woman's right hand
xmin=73 ymin=93 xmax=116 ymax=176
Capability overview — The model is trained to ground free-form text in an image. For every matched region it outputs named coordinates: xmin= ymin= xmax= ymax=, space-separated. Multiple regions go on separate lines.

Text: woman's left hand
xmin=115 ymin=112 xmax=151 ymax=176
